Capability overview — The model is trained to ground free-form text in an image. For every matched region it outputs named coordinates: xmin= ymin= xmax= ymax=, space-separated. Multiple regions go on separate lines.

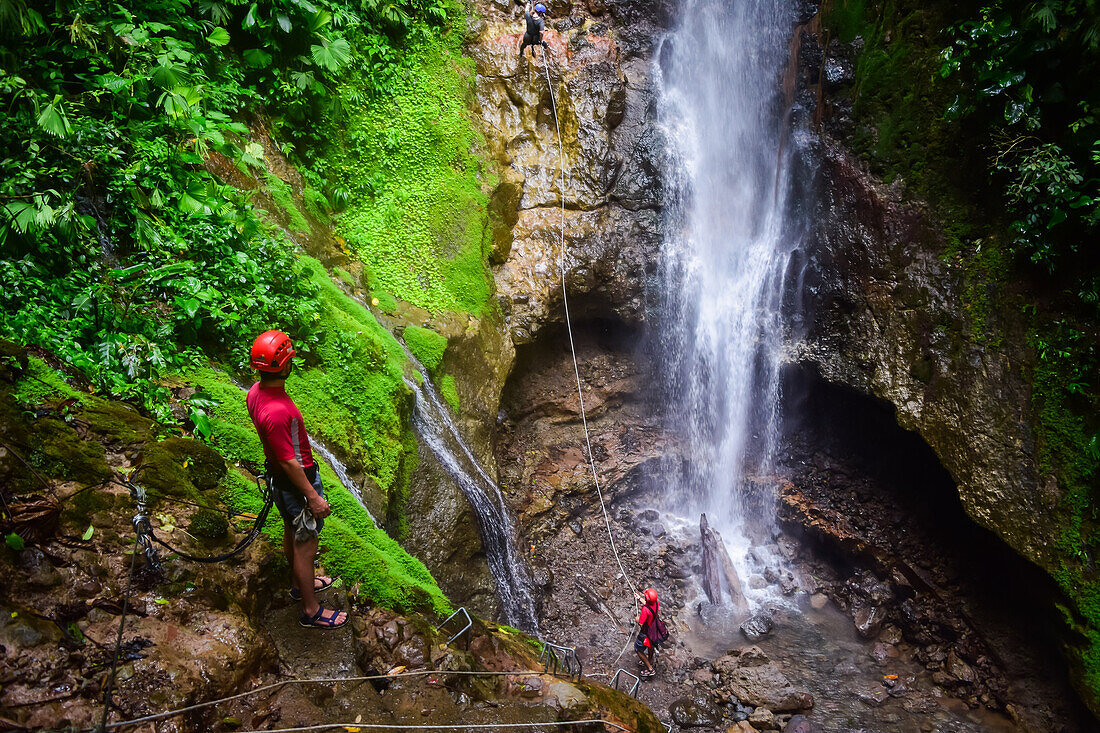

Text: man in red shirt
xmin=247 ymin=330 xmax=347 ymax=628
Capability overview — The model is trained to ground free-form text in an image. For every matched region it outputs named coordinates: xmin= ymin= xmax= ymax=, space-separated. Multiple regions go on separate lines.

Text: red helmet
xmin=644 ymin=588 xmax=658 ymax=604
xmin=251 ymin=330 xmax=296 ymax=373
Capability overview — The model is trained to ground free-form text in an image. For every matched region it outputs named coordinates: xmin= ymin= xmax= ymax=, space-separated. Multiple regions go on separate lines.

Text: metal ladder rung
xmin=438 ymin=607 xmax=472 ymax=647
xmin=609 ymin=667 xmax=641 ymax=698
xmin=538 ymin=641 xmax=582 ymax=680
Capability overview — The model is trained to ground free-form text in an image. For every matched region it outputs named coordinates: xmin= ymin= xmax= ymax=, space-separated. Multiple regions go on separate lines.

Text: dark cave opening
xmin=778 ymin=362 xmax=1094 ymax=730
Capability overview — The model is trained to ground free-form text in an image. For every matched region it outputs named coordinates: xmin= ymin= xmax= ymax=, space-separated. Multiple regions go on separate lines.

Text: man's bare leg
xmin=292 ymin=535 xmax=346 ymax=623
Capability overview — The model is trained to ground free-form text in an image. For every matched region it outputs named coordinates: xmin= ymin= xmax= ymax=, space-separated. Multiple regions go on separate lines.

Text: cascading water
xmin=656 ymin=0 xmax=811 ymax=602
xmin=310 ymin=441 xmax=378 ymax=524
xmin=402 ymin=352 xmax=540 ymax=634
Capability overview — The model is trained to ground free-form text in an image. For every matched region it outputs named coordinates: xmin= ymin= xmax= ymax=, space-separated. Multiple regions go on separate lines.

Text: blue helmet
xmin=534 ymin=3 xmax=547 ymax=12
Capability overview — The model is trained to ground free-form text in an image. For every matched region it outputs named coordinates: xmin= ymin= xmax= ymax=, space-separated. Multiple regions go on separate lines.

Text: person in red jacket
xmin=634 ymin=588 xmax=661 ymax=677
xmin=247 ymin=330 xmax=348 ymax=629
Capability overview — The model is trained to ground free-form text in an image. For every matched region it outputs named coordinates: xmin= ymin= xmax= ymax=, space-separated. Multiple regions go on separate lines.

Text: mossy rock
xmin=138 ymin=437 xmax=227 ymax=500
xmin=403 ymin=326 xmax=447 ymax=371
xmin=63 ymin=485 xmax=127 ymax=526
xmin=189 ymin=509 xmax=229 ymax=539
xmin=25 ymin=418 xmax=111 ymax=486
xmin=79 ymin=401 xmax=154 ymax=445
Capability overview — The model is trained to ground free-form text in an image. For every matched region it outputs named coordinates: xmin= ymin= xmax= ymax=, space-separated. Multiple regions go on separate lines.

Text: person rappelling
xmin=519 ymin=1 xmax=550 ymax=64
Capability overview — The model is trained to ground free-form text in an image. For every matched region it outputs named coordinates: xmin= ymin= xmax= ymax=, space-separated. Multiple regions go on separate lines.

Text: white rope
xmin=541 ymin=57 xmax=640 ymax=614
xmin=235 ymin=721 xmax=630 ymax=732
xmin=104 ymin=671 xmax=550 ymax=729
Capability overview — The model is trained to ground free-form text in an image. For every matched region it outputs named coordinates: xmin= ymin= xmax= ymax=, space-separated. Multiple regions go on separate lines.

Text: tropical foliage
xmin=0 ymin=0 xmax=454 ymax=418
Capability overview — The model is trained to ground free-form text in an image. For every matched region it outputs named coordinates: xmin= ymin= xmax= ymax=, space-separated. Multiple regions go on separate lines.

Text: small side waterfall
xmin=656 ymin=0 xmax=812 ymax=604
xmin=310 ymin=441 xmax=378 ymax=525
xmin=402 ymin=352 xmax=540 ymax=634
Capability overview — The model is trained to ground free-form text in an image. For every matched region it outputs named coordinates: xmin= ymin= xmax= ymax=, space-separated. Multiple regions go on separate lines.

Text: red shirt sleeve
xmin=637 ymin=607 xmax=651 ymax=626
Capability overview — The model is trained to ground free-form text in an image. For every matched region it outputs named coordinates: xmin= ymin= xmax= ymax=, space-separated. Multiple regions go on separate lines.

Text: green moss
xmin=219 ymin=462 xmax=449 ymax=614
xmin=189 ymin=509 xmax=229 ymax=539
xmin=439 ymin=373 xmax=460 ymax=412
xmin=13 ymin=355 xmax=84 ymax=406
xmin=263 ymin=171 xmax=311 ymax=235
xmin=320 ymin=30 xmax=495 ymax=316
xmin=404 ymin=325 xmax=447 ymax=371
xmin=372 ymin=290 xmax=398 ymax=314
xmin=26 ymin=418 xmax=111 ymax=485
xmin=139 ymin=437 xmax=227 ymax=499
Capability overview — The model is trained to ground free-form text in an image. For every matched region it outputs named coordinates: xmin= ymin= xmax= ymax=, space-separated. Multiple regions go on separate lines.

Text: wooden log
xmin=714 ymin=527 xmax=749 ymax=612
xmin=575 ymin=576 xmax=624 ymax=631
xmin=700 ymin=513 xmax=724 ymax=604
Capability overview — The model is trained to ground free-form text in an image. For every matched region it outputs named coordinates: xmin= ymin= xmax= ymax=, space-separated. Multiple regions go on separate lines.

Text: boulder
xmin=670 ymin=695 xmax=721 ymax=727
xmin=740 ymin=613 xmax=776 ymax=642
xmin=748 ymin=706 xmax=778 ymax=730
xmin=854 ymin=604 xmax=885 ymax=639
xmin=714 ymin=647 xmax=813 ymax=712
xmin=783 ymin=715 xmax=825 ymax=733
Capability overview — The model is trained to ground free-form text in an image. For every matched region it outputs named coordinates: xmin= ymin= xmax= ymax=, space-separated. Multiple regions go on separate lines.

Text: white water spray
xmin=657 ymin=0 xmax=810 ymax=602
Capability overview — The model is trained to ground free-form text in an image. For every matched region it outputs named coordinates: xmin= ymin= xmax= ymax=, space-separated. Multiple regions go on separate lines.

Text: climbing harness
xmin=542 ymin=59 xmax=640 ymax=613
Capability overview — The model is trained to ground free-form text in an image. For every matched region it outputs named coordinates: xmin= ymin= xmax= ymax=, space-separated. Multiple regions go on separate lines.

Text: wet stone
xmin=10 ymin=622 xmax=43 ymax=648
xmin=783 ymin=715 xmax=825 ymax=733
xmin=946 ymin=651 xmax=975 ymax=683
xmin=748 ymin=706 xmax=777 ymax=730
xmin=740 ymin=613 xmax=776 ymax=642
xmin=809 ymin=594 xmax=828 ymax=610
xmin=856 ymin=685 xmax=889 ymax=707
xmin=854 ymin=605 xmax=885 ymax=639
xmin=878 ymin=624 xmax=903 ymax=645
xmin=870 ymin=642 xmax=898 ymax=663
xmin=670 ymin=695 xmax=721 ymax=727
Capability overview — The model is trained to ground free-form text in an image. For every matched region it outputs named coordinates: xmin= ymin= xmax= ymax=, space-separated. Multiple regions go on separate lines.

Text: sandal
xmin=299 ymin=606 xmax=349 ymax=629
xmin=289 ymin=575 xmax=335 ymax=601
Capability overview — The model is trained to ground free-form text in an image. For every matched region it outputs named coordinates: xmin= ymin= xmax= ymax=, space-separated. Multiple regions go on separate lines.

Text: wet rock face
xmin=468 ymin=0 xmax=665 ymax=344
xmin=402 ymin=437 xmax=500 ymax=620
xmin=800 ymin=137 xmax=1057 ymax=573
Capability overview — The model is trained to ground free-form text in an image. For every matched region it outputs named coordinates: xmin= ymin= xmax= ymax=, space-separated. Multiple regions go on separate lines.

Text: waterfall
xmin=310 ymin=441 xmax=378 ymax=525
xmin=401 ymin=353 xmax=540 ymax=634
xmin=656 ymin=0 xmax=811 ymax=602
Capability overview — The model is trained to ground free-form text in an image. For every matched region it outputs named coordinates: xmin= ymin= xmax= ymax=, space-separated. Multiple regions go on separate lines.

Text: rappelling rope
xmin=541 ymin=58 xmax=640 ymax=617
xmin=128 ymin=476 xmax=276 ymax=566
xmin=233 ymin=722 xmax=630 ymax=732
